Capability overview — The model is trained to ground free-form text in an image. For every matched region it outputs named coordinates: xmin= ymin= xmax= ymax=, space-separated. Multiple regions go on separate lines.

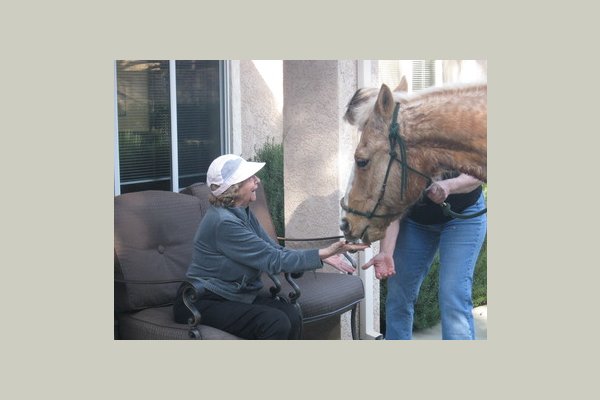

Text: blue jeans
xmin=385 ymin=193 xmax=487 ymax=340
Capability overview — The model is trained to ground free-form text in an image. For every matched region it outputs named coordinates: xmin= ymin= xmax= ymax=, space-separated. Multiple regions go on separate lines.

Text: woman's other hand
xmin=323 ymin=254 xmax=356 ymax=274
xmin=360 ymin=252 xmax=396 ymax=280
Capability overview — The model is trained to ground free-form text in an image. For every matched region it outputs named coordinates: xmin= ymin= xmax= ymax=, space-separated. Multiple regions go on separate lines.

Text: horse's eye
xmin=356 ymin=159 xmax=369 ymax=168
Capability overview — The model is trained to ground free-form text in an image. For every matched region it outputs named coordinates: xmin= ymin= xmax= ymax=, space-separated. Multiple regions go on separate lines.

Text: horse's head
xmin=340 ymin=81 xmax=412 ymax=244
xmin=340 ymin=77 xmax=488 ymax=244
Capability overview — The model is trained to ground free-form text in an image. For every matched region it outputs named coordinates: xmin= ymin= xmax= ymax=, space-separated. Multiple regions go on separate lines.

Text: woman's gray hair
xmin=209 ymin=182 xmax=243 ymax=207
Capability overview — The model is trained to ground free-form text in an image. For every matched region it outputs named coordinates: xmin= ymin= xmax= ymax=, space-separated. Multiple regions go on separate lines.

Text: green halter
xmin=340 ymin=102 xmax=430 ymax=219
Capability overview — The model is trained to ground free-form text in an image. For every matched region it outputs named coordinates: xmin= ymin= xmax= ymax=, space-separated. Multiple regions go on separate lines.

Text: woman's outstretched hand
xmin=319 ymin=240 xmax=369 ymax=260
xmin=361 ymin=252 xmax=395 ymax=280
xmin=323 ymin=254 xmax=356 ymax=274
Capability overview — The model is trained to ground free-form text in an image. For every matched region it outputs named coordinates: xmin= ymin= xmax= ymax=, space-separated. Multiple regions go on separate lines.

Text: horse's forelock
xmin=344 ymin=88 xmax=378 ymax=126
xmin=344 ymin=87 xmax=409 ymax=128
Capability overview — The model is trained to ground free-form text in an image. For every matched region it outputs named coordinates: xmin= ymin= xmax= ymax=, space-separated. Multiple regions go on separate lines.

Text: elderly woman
xmin=174 ymin=154 xmax=367 ymax=339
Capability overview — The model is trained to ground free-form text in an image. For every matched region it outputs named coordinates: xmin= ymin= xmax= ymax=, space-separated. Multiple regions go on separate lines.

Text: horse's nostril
xmin=340 ymin=218 xmax=350 ymax=233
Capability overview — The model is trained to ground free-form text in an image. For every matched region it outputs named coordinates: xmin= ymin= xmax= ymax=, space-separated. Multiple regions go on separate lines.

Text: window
xmin=411 ymin=60 xmax=436 ymax=91
xmin=377 ymin=60 xmax=440 ymax=92
xmin=114 ymin=60 xmax=227 ymax=194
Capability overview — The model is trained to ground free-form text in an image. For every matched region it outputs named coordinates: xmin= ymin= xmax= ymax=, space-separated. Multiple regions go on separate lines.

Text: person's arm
xmin=248 ymin=210 xmax=367 ymax=273
xmin=217 ymin=219 xmax=367 ymax=275
xmin=360 ymin=219 xmax=399 ymax=279
xmin=426 ymin=174 xmax=482 ymax=204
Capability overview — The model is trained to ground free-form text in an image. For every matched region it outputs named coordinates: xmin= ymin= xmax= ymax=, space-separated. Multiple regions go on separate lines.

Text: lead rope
xmin=440 ymin=201 xmax=487 ymax=219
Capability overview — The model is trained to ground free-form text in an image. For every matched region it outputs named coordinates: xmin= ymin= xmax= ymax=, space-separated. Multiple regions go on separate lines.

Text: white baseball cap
xmin=206 ymin=154 xmax=265 ymax=196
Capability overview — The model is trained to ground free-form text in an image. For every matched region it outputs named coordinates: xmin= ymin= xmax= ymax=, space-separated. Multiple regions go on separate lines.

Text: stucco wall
xmin=282 ymin=61 xmax=343 ymax=241
xmin=239 ymin=60 xmax=283 ymax=159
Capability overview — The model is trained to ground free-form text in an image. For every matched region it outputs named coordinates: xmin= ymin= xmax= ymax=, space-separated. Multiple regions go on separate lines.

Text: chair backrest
xmin=249 ymin=184 xmax=278 ymax=242
xmin=181 ymin=182 xmax=279 ymax=242
xmin=114 ymin=190 xmax=207 ymax=313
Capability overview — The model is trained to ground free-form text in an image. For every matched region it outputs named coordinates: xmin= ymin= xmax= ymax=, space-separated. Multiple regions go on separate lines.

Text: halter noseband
xmin=340 ymin=102 xmax=432 ymax=220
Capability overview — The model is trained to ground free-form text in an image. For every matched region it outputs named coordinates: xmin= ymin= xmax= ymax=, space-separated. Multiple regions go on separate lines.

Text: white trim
xmin=356 ymin=60 xmax=383 ymax=340
xmin=221 ymin=60 xmax=232 ymax=154
xmin=358 ymin=247 xmax=382 ymax=339
xmin=169 ymin=60 xmax=179 ymax=192
xmin=222 ymin=60 xmax=242 ymax=155
xmin=434 ymin=60 xmax=443 ymax=86
xmin=358 ymin=59 xmax=372 ymax=87
xmin=114 ymin=61 xmax=121 ymax=195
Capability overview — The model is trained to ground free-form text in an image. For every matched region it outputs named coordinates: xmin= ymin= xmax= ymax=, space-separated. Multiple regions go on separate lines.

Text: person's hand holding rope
xmin=426 ymin=180 xmax=451 ymax=204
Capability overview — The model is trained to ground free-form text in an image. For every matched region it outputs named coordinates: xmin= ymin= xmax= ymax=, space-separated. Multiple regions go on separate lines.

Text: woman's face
xmin=236 ymin=175 xmax=261 ymax=207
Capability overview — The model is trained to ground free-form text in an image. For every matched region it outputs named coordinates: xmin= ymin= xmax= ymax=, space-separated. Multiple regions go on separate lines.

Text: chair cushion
xmin=114 ymin=190 xmax=206 ymax=312
xmin=117 ymin=306 xmax=241 ymax=340
xmin=260 ymin=272 xmax=364 ymax=322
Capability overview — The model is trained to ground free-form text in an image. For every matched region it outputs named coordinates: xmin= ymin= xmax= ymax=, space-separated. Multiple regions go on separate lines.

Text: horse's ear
xmin=394 ymin=76 xmax=408 ymax=92
xmin=375 ymin=84 xmax=395 ymax=119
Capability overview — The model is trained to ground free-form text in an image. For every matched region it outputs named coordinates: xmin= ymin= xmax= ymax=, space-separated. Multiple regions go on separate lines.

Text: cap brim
xmin=230 ymin=161 xmax=265 ymax=184
xmin=211 ymin=160 xmax=265 ymax=196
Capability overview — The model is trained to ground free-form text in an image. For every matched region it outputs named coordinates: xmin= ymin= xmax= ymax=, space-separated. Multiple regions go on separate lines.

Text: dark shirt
xmin=408 ymin=187 xmax=482 ymax=225
xmin=408 ymin=172 xmax=482 ymax=225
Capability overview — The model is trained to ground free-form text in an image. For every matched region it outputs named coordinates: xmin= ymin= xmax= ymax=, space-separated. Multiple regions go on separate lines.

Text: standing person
xmin=174 ymin=154 xmax=368 ymax=340
xmin=361 ymin=172 xmax=486 ymax=340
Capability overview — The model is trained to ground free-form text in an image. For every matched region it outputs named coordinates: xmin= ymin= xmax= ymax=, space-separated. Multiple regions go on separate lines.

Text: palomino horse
xmin=340 ymin=77 xmax=487 ymax=244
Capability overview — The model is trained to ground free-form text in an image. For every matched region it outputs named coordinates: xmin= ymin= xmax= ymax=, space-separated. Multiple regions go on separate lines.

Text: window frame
xmin=113 ymin=60 xmax=231 ymax=195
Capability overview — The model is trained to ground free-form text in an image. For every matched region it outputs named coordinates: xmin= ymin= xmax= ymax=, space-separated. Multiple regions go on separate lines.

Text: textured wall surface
xmin=240 ymin=60 xmax=283 ymax=159
xmin=283 ymin=60 xmax=343 ymax=241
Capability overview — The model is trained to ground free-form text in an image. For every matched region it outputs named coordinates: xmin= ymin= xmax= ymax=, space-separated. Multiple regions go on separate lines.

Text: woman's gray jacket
xmin=186 ymin=205 xmax=323 ymax=303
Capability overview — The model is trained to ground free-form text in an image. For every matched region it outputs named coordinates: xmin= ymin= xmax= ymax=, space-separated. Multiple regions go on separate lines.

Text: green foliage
xmin=472 ymin=236 xmax=487 ymax=307
xmin=251 ymin=138 xmax=285 ymax=238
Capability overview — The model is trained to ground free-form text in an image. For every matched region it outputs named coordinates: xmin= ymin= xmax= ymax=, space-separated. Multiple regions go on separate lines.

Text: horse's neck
xmin=401 ymin=90 xmax=487 ymax=181
xmin=408 ymin=146 xmax=487 ymax=183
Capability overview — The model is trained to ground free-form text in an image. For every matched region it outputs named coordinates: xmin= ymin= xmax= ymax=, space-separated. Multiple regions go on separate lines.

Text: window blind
xmin=116 ymin=60 xmax=172 ymax=193
xmin=412 ymin=60 xmax=436 ymax=91
xmin=175 ymin=60 xmax=222 ymax=189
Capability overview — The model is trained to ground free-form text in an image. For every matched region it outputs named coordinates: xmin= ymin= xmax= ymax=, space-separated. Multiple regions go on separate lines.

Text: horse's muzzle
xmin=339 ymin=217 xmax=350 ymax=235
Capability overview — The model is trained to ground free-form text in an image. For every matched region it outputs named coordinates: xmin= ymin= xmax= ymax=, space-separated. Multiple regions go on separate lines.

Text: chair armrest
xmin=277 ymin=234 xmax=344 ymax=279
xmin=276 ymin=234 xmax=352 ymax=307
xmin=284 ymin=272 xmax=302 ymax=304
xmin=178 ymin=280 xmax=205 ymax=339
xmin=266 ymin=273 xmax=283 ymax=299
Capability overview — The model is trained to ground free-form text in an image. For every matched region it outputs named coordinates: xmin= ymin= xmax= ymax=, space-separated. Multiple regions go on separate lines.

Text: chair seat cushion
xmin=261 ymin=272 xmax=364 ymax=323
xmin=117 ymin=306 xmax=241 ymax=340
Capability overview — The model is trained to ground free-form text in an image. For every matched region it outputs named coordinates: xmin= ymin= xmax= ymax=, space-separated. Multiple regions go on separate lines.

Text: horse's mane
xmin=344 ymin=81 xmax=487 ymax=128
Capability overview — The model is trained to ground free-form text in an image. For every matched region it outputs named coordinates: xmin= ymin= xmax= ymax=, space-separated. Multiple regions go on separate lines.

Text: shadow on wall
xmin=284 ymin=190 xmax=343 ymax=251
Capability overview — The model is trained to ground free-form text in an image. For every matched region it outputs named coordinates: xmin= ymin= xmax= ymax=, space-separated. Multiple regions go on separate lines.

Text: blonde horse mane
xmin=344 ymin=81 xmax=487 ymax=129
